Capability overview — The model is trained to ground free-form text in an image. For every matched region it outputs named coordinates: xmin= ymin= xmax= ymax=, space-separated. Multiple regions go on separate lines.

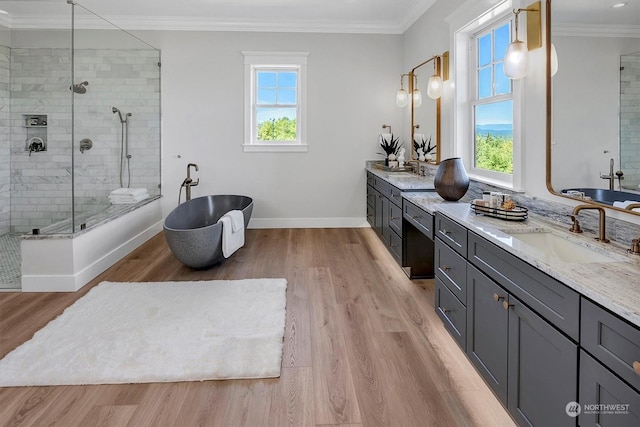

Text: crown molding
xmin=398 ymin=0 xmax=438 ymax=33
xmin=553 ymin=23 xmax=640 ymax=38
xmin=5 ymin=13 xmax=407 ymax=34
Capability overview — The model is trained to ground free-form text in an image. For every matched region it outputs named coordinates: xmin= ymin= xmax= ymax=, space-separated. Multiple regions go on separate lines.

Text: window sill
xmin=242 ymin=144 xmax=308 ymax=153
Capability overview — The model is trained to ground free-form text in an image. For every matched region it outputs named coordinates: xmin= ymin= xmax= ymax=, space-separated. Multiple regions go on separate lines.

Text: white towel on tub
xmin=217 ymin=210 xmax=245 ymax=258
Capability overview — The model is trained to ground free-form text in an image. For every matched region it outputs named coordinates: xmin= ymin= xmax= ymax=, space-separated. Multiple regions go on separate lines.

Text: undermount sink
xmin=505 ymin=229 xmax=623 ymax=264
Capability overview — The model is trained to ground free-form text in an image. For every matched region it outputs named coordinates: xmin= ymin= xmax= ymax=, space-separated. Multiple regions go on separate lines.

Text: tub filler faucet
xmin=182 ymin=163 xmax=199 ymax=201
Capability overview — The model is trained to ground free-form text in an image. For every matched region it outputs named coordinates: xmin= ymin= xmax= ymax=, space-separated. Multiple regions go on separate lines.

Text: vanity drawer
xmin=389 ymin=202 xmax=402 ymax=236
xmin=468 ymin=231 xmax=580 ymax=341
xmin=435 ymin=277 xmax=466 ymax=351
xmin=435 ymin=238 xmax=467 ymax=305
xmin=581 ymin=298 xmax=640 ymax=392
xmin=435 ymin=212 xmax=468 ymax=257
xmin=388 ymin=228 xmax=402 ymax=263
xmin=373 ymin=175 xmax=390 ymax=198
xmin=403 ymin=200 xmax=434 ymax=239
xmin=389 ymin=185 xmax=403 ymax=207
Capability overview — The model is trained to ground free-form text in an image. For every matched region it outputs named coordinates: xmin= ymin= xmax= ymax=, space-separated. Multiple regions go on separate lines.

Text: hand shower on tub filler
xmin=179 ymin=163 xmax=199 ymax=204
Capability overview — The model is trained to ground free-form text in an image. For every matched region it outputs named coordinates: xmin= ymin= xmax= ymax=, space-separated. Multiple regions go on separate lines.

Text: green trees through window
xmin=475 ymin=132 xmax=513 ymax=174
xmin=257 ymin=117 xmax=297 ymax=141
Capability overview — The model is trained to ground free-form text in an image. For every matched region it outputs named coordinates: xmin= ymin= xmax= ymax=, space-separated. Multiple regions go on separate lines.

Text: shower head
xmin=70 ymin=81 xmax=89 ymax=94
xmin=112 ymin=107 xmax=126 ymax=123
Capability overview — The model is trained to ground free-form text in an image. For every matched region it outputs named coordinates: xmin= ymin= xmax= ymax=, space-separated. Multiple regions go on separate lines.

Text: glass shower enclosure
xmin=0 ymin=1 xmax=161 ymax=289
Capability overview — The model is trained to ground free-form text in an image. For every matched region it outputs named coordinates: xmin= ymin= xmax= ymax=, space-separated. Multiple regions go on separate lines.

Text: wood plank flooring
xmin=0 ymin=228 xmax=516 ymax=426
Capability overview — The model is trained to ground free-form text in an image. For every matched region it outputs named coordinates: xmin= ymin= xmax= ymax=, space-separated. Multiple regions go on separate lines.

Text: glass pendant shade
xmin=396 ymin=88 xmax=408 ymax=108
xmin=504 ymin=40 xmax=529 ymax=79
xmin=550 ymin=43 xmax=558 ymax=76
xmin=427 ymin=75 xmax=443 ymax=99
xmin=412 ymin=89 xmax=422 ymax=108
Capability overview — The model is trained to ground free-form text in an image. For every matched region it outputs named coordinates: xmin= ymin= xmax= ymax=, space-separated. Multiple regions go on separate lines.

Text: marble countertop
xmin=366 ymin=163 xmax=436 ymax=191
xmin=428 ymin=201 xmax=640 ymax=327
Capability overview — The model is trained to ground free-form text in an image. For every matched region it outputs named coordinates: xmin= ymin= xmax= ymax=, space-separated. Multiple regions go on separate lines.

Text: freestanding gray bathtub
xmin=163 ymin=195 xmax=253 ymax=269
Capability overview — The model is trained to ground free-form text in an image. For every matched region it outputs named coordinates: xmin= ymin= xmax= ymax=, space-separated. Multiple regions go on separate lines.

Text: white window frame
xmin=242 ymin=51 xmax=309 ymax=153
xmin=449 ymin=0 xmax=525 ymax=191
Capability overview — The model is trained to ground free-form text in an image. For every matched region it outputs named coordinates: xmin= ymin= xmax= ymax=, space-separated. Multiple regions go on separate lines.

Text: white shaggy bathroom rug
xmin=0 ymin=279 xmax=287 ymax=387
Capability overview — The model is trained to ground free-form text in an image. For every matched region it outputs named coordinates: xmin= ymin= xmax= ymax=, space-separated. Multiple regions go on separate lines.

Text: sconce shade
xmin=412 ymin=89 xmax=422 ymax=107
xmin=427 ymin=75 xmax=443 ymax=99
xmin=504 ymin=40 xmax=529 ymax=79
xmin=396 ymin=88 xmax=408 ymax=108
xmin=550 ymin=43 xmax=558 ymax=76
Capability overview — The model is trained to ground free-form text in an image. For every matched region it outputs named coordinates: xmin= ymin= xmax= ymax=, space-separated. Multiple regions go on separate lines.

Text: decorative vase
xmin=434 ymin=157 xmax=469 ymax=201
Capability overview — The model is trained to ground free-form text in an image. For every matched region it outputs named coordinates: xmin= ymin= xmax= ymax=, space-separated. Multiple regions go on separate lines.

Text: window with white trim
xmin=471 ymin=16 xmax=515 ymax=181
xmin=242 ymin=51 xmax=308 ymax=152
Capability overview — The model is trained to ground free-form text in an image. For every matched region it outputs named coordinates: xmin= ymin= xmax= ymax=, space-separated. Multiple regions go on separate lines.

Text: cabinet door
xmin=466 ymin=264 xmax=508 ymax=403
xmin=380 ymin=196 xmax=390 ymax=244
xmin=507 ymin=297 xmax=578 ymax=427
xmin=579 ymin=350 xmax=640 ymax=427
xmin=374 ymin=190 xmax=384 ymax=236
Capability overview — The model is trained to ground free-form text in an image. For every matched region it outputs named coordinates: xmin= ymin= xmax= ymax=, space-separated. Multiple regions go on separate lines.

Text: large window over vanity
xmin=472 ymin=19 xmax=514 ymax=175
xmin=451 ymin=0 xmax=524 ymax=190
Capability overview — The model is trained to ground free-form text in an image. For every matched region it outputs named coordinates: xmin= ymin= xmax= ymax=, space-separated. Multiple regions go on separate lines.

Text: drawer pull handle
xmin=633 ymin=361 xmax=640 ymax=376
xmin=493 ymin=293 xmax=505 ymax=302
xmin=411 ymin=215 xmax=422 ymax=219
xmin=443 ymin=229 xmax=451 ymax=235
xmin=391 ymin=216 xmax=399 ymax=220
xmin=442 ymin=265 xmax=451 ymax=271
xmin=390 ymin=244 xmax=399 ymax=248
xmin=443 ymin=308 xmax=452 ymax=314
xmin=503 ymin=300 xmax=514 ymax=310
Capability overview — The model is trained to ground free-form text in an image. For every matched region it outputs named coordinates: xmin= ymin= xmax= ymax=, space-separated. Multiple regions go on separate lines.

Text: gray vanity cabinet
xmin=466 ymin=263 xmax=509 ymax=403
xmin=435 ymin=212 xmax=579 ymax=427
xmin=366 ymin=172 xmax=402 ymax=264
xmin=579 ymin=298 xmax=640 ymax=427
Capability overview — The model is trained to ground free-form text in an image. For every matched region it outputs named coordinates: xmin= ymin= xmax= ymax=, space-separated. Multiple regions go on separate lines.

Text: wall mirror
xmin=409 ymin=52 xmax=449 ymax=164
xmin=547 ymin=0 xmax=640 ymax=216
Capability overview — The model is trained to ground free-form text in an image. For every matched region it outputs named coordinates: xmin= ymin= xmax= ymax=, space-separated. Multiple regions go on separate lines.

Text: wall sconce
xmin=396 ymin=73 xmax=422 ymax=108
xmin=427 ymin=59 xmax=443 ymax=100
xmin=396 ymin=74 xmax=409 ymax=108
xmin=504 ymin=1 xmax=541 ymax=80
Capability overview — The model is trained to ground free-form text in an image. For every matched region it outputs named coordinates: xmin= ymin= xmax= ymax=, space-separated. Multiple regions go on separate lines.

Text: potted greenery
xmin=379 ymin=134 xmax=403 ymax=166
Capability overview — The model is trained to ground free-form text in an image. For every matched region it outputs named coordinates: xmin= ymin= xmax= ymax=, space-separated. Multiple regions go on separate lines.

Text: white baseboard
xmin=248 ymin=217 xmax=370 ymax=229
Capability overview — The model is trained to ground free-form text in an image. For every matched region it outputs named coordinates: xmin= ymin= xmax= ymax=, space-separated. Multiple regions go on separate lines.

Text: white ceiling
xmin=0 ymin=0 xmax=438 ymax=34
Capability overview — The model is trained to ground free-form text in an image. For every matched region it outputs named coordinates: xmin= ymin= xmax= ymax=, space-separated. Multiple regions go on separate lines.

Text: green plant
xmin=379 ymin=134 xmax=403 ymax=157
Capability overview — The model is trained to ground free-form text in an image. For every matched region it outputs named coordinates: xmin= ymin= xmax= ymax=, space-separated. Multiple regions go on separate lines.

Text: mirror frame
xmin=409 ymin=52 xmax=449 ymax=165
xmin=545 ymin=0 xmax=640 ymax=217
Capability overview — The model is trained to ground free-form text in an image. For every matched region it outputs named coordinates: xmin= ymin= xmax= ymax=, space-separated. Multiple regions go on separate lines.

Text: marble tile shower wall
xmin=0 ymin=46 xmax=9 ymax=236
xmin=620 ymin=54 xmax=640 ymax=189
xmin=10 ymin=48 xmax=160 ymax=233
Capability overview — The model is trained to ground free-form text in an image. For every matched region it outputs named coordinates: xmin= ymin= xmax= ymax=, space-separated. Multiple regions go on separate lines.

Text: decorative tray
xmin=372 ymin=164 xmax=414 ymax=172
xmin=470 ymin=202 xmax=528 ymax=222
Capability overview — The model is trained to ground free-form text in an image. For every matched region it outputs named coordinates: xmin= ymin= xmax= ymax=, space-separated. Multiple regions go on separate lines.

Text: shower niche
xmin=24 ymin=114 xmax=47 ymax=154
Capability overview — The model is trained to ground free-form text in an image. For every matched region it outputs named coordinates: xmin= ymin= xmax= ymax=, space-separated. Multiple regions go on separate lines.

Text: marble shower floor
xmin=0 ymin=233 xmax=22 ymax=289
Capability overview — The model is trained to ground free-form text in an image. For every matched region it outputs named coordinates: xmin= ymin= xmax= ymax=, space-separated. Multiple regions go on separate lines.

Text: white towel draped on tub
xmin=217 ymin=210 xmax=245 ymax=258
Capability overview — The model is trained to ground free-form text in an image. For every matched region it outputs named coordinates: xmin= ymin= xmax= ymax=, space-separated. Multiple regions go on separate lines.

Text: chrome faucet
xmin=570 ymin=204 xmax=609 ymax=243
xmin=182 ymin=163 xmax=199 ymax=201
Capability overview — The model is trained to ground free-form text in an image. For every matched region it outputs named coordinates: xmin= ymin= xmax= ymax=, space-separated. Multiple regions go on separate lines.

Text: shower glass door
xmin=71 ymin=2 xmax=161 ymax=233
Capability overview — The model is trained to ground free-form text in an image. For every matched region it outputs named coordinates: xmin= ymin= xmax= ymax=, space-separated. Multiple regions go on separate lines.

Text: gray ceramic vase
xmin=434 ymin=157 xmax=469 ymax=201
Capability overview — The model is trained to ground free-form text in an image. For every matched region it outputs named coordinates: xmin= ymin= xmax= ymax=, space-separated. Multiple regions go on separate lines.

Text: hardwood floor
xmin=0 ymin=228 xmax=516 ymax=427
